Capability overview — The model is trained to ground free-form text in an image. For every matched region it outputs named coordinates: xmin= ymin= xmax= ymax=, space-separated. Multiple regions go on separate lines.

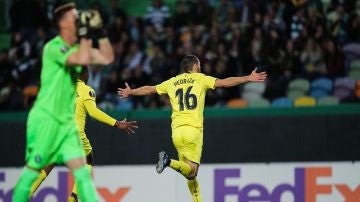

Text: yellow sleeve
xmin=155 ymin=79 xmax=170 ymax=95
xmin=201 ymin=74 xmax=217 ymax=90
xmin=84 ymin=100 xmax=117 ymax=126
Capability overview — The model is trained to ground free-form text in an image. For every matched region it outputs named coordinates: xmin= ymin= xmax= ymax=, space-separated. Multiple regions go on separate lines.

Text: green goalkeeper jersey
xmin=33 ymin=36 xmax=81 ymax=122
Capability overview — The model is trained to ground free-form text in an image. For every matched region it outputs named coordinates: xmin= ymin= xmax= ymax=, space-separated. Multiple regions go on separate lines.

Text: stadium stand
xmin=0 ymin=0 xmax=359 ymax=111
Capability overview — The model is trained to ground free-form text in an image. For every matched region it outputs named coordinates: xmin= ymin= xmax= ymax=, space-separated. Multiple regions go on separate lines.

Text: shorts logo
xmin=35 ymin=155 xmax=42 ymax=163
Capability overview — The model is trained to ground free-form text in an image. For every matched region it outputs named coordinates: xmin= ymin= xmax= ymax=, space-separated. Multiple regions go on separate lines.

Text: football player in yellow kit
xmin=118 ymin=55 xmax=267 ymax=202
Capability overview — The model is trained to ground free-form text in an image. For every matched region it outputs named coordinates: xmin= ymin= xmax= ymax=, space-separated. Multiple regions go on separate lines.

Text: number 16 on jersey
xmin=175 ymin=86 xmax=198 ymax=111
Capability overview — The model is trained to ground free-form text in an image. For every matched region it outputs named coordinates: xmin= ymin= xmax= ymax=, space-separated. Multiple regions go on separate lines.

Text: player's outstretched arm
xmin=215 ymin=68 xmax=267 ymax=88
xmin=118 ymin=82 xmax=157 ymax=98
xmin=84 ymin=100 xmax=138 ymax=134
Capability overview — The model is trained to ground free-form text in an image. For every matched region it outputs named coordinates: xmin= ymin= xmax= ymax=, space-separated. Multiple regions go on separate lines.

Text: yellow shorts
xmin=172 ymin=126 xmax=203 ymax=164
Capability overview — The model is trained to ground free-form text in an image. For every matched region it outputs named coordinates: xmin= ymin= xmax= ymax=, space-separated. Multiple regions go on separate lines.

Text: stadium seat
xmin=22 ymin=85 xmax=39 ymax=108
xmin=243 ymin=82 xmax=266 ymax=94
xmin=23 ymin=86 xmax=38 ymax=96
xmin=287 ymin=78 xmax=310 ymax=100
xmin=287 ymin=89 xmax=305 ymax=100
xmin=271 ymin=97 xmax=293 ymax=107
xmin=294 ymin=96 xmax=316 ymax=107
xmin=310 ymin=89 xmax=329 ymax=99
xmin=116 ymin=98 xmax=133 ymax=110
xmin=333 ymin=88 xmax=353 ymax=101
xmin=350 ymin=59 xmax=360 ymax=71
xmin=333 ymin=77 xmax=356 ymax=101
xmin=355 ymin=80 xmax=360 ymax=98
xmin=311 ymin=78 xmax=332 ymax=92
xmin=334 ymin=77 xmax=356 ymax=90
xmin=349 ymin=70 xmax=360 ymax=80
xmin=355 ymin=89 xmax=360 ymax=98
xmin=226 ymin=98 xmax=248 ymax=108
xmin=248 ymin=98 xmax=270 ymax=108
xmin=317 ymin=96 xmax=339 ymax=106
xmin=310 ymin=78 xmax=333 ymax=99
xmin=288 ymin=78 xmax=310 ymax=92
xmin=242 ymin=82 xmax=266 ymax=103
xmin=242 ymin=91 xmax=262 ymax=102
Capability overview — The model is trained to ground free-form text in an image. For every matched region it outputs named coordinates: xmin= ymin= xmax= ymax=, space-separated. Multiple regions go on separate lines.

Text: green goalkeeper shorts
xmin=26 ymin=108 xmax=85 ymax=169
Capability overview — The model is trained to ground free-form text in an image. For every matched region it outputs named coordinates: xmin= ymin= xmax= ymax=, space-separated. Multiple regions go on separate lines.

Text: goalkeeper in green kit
xmin=13 ymin=3 xmax=114 ymax=202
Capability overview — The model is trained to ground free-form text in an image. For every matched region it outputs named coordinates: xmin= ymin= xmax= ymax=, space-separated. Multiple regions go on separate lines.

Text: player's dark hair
xmin=53 ymin=2 xmax=76 ymax=30
xmin=80 ymin=65 xmax=88 ymax=75
xmin=79 ymin=65 xmax=89 ymax=83
xmin=181 ymin=55 xmax=199 ymax=73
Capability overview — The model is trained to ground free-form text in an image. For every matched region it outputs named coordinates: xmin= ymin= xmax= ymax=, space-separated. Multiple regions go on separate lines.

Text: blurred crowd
xmin=0 ymin=0 xmax=360 ymax=111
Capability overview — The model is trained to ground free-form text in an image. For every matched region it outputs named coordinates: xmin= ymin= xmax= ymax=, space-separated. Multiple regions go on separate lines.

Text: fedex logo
xmin=0 ymin=171 xmax=130 ymax=202
xmin=215 ymin=167 xmax=360 ymax=202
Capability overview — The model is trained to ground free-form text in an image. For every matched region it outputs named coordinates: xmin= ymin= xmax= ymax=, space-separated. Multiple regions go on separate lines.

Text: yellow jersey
xmin=75 ymin=80 xmax=117 ymax=144
xmin=156 ymin=73 xmax=216 ymax=130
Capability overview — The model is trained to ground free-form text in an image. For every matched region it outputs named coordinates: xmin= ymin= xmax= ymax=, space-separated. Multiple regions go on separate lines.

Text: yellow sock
xmin=29 ymin=169 xmax=47 ymax=198
xmin=68 ymin=164 xmax=93 ymax=202
xmin=188 ymin=178 xmax=202 ymax=202
xmin=68 ymin=192 xmax=77 ymax=202
xmin=169 ymin=159 xmax=191 ymax=177
xmin=86 ymin=164 xmax=93 ymax=177
xmin=68 ymin=183 xmax=78 ymax=202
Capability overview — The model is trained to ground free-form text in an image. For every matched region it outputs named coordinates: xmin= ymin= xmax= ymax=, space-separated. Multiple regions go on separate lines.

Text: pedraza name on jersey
xmin=173 ymin=78 xmax=195 ymax=87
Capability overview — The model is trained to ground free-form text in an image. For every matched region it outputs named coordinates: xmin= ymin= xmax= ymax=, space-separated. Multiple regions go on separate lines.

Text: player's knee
xmin=186 ymin=174 xmax=197 ymax=180
xmin=186 ymin=175 xmax=196 ymax=180
xmin=186 ymin=169 xmax=197 ymax=180
xmin=183 ymin=158 xmax=199 ymax=180
xmin=66 ymin=158 xmax=86 ymax=171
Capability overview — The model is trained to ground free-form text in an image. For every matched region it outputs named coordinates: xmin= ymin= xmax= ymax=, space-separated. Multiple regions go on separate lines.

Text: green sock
xmin=169 ymin=159 xmax=191 ymax=177
xmin=73 ymin=166 xmax=98 ymax=202
xmin=13 ymin=167 xmax=40 ymax=201
xmin=69 ymin=164 xmax=93 ymax=201
xmin=188 ymin=178 xmax=202 ymax=202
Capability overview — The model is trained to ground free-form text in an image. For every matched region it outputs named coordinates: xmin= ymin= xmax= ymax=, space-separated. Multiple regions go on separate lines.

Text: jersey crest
xmin=60 ymin=46 xmax=69 ymax=53
xmin=89 ymin=90 xmax=96 ymax=97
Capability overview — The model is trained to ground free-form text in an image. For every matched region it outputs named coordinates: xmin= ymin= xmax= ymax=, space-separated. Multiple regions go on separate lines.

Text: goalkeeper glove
xmin=89 ymin=10 xmax=108 ymax=39
xmin=77 ymin=10 xmax=91 ymax=39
